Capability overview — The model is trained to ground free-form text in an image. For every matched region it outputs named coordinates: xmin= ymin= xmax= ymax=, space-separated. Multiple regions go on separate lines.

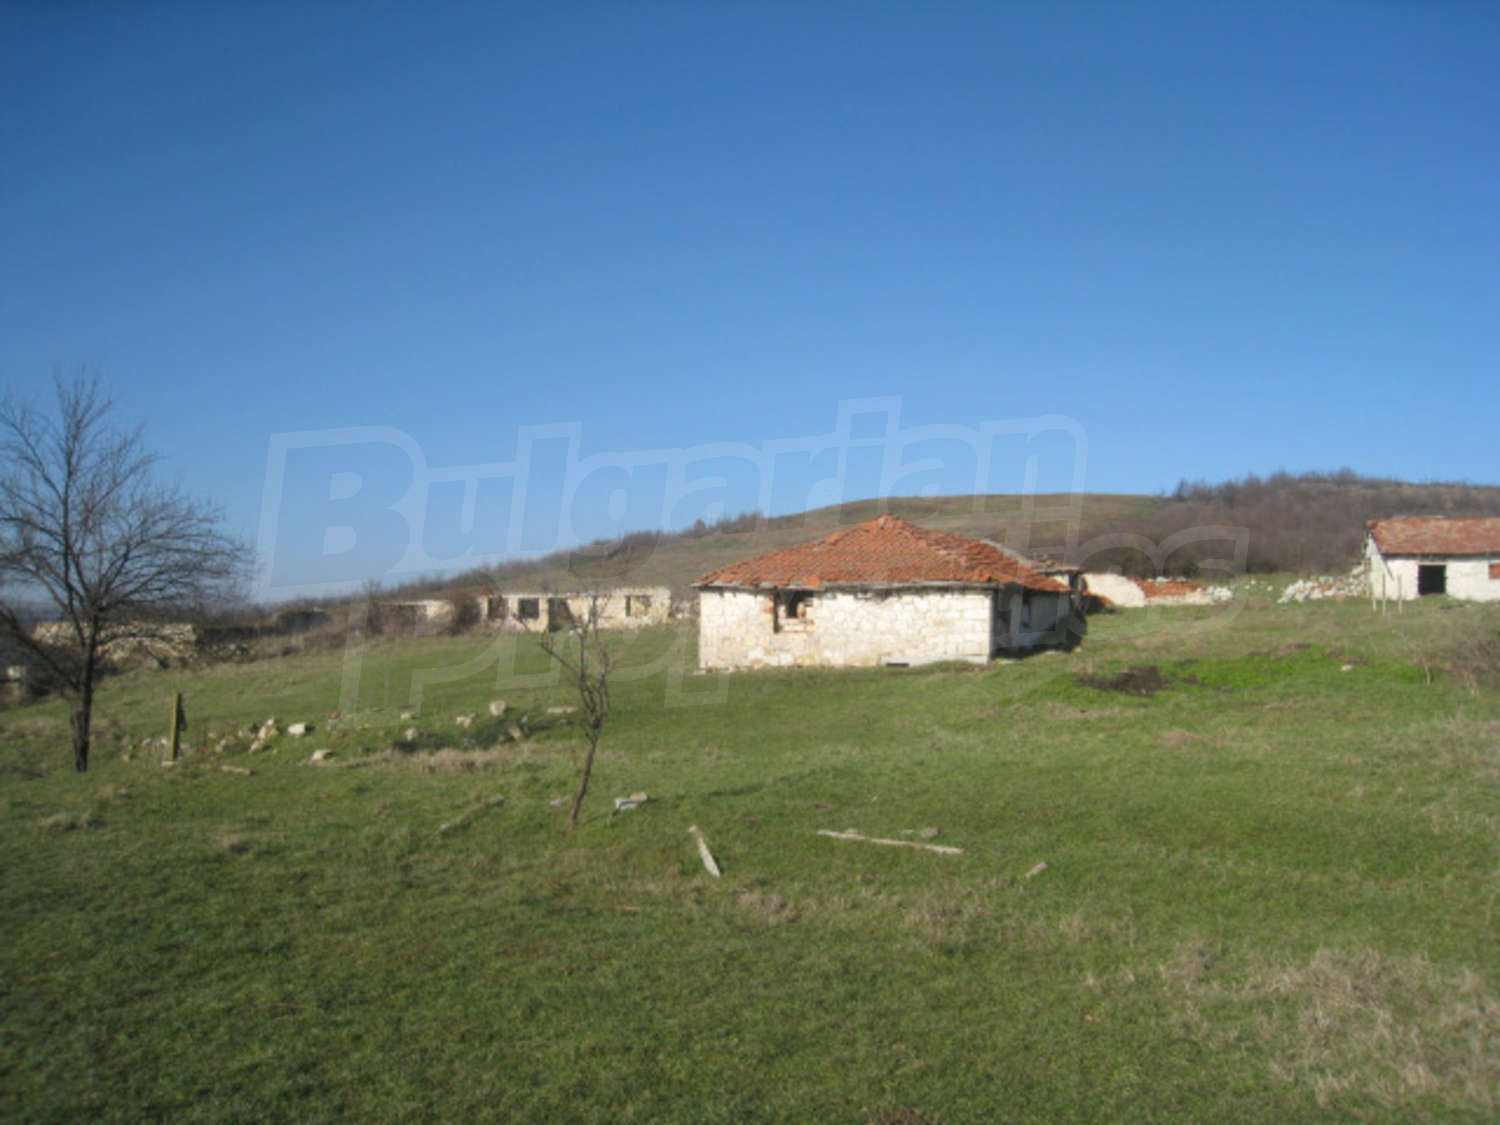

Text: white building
xmin=695 ymin=515 xmax=1081 ymax=670
xmin=481 ymin=587 xmax=670 ymax=631
xmin=383 ymin=587 xmax=670 ymax=632
xmin=1365 ymin=517 xmax=1500 ymax=603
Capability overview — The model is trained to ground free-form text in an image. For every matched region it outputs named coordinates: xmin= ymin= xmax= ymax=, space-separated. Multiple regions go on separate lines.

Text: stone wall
xmin=1367 ymin=540 xmax=1500 ymax=602
xmin=32 ymin=621 xmax=199 ymax=666
xmin=698 ymin=587 xmax=995 ymax=670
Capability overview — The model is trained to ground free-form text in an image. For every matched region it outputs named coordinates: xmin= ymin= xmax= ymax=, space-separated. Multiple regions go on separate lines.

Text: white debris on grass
xmin=1279 ymin=571 xmax=1369 ymax=603
xmin=817 ymin=828 xmax=963 ymax=856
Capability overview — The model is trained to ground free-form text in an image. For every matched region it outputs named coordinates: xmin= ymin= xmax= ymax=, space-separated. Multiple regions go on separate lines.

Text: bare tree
xmin=0 ymin=376 xmax=247 ymax=771
xmin=534 ymin=595 xmax=613 ymax=832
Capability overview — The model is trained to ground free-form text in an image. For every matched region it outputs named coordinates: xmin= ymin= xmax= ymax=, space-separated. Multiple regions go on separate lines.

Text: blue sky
xmin=2 ymin=3 xmax=1496 ymax=596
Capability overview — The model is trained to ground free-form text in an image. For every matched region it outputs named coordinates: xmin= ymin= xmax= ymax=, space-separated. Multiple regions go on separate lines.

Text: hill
xmin=378 ymin=472 xmax=1500 ymax=604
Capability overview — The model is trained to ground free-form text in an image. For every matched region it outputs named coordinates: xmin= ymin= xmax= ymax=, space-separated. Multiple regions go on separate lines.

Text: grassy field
xmin=3 ymin=593 xmax=1498 ymax=1121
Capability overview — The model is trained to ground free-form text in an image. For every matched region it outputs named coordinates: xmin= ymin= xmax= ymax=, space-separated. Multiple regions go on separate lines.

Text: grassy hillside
xmin=456 ymin=492 xmax=1158 ymax=601
xmin=4 ymin=595 xmax=1498 ymax=1121
xmin=357 ymin=473 xmax=1500 ymax=606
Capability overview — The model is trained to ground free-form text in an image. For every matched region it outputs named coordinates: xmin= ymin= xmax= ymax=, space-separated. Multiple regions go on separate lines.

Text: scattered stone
xmin=1279 ymin=570 xmax=1368 ymax=604
xmin=548 ymin=797 xmax=568 ymax=807
xmin=918 ymin=826 xmax=939 ymax=840
xmin=455 ymin=713 xmax=476 ymax=728
xmin=1025 ymin=861 xmax=1049 ymax=880
xmin=546 ymin=705 xmax=577 ymax=716
xmin=488 ymin=699 xmax=508 ymax=717
xmin=613 ymin=791 xmax=649 ymax=811
xmin=399 ymin=709 xmax=414 ymax=721
xmin=218 ymin=764 xmax=252 ymax=776
xmin=404 ymin=727 xmax=419 ymax=742
xmin=507 ymin=723 xmax=524 ymax=742
xmin=310 ymin=749 xmax=334 ymax=763
xmin=1139 ymin=579 xmax=1234 ymax=606
xmin=1341 ymin=663 xmax=1355 ymax=672
xmin=287 ymin=722 xmax=311 ymax=737
xmin=248 ymin=739 xmax=266 ymax=754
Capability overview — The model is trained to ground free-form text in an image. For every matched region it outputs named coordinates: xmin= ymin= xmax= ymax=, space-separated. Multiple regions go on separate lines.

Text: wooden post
xmin=168 ymin=692 xmax=185 ymax=761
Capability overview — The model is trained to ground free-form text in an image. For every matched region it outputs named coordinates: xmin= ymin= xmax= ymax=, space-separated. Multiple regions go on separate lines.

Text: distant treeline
xmin=1083 ymin=470 xmax=1500 ymax=577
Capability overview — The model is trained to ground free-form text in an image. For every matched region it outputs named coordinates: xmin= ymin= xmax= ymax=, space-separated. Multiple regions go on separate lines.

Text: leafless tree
xmin=0 ymin=376 xmax=247 ymax=771
xmin=534 ymin=595 xmax=613 ymax=832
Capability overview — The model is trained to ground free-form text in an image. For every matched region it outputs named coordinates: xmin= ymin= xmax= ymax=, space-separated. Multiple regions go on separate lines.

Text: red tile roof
xmin=694 ymin=515 xmax=1069 ymax=592
xmin=1367 ymin=517 xmax=1500 ymax=557
xmin=1138 ymin=579 xmax=1205 ymax=600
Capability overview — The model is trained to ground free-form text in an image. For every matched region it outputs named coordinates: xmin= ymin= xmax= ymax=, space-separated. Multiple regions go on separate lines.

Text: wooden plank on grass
xmin=687 ymin=825 xmax=721 ymax=877
xmin=817 ymin=828 xmax=963 ymax=855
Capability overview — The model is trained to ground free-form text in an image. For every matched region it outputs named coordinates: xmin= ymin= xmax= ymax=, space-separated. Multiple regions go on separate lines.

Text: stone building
xmin=480 ymin=587 xmax=670 ymax=631
xmin=382 ymin=587 xmax=670 ymax=632
xmin=695 ymin=515 xmax=1081 ymax=670
xmin=1365 ymin=517 xmax=1500 ymax=603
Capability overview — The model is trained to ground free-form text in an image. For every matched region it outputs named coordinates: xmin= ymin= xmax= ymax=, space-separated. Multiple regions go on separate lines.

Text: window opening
xmin=773 ymin=590 xmax=814 ymax=632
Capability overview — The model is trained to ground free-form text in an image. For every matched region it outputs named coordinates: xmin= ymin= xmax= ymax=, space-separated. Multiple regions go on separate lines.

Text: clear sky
xmin=3 ymin=2 xmax=1496 ymax=596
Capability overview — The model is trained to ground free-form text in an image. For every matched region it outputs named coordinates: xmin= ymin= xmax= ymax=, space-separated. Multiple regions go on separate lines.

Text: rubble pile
xmin=1278 ymin=572 xmax=1369 ymax=603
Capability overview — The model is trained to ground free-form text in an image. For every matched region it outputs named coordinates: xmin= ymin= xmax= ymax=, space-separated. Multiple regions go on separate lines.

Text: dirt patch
xmin=1160 ymin=728 xmax=1205 ymax=750
xmin=737 ymin=890 xmax=798 ymax=925
xmin=1077 ymin=664 xmax=1176 ymax=696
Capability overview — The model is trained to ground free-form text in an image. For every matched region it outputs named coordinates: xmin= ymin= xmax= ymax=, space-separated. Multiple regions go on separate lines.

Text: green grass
xmin=3 ymin=598 xmax=1498 ymax=1121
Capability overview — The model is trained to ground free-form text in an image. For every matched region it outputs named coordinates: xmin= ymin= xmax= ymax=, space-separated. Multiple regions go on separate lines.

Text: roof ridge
xmin=693 ymin=513 xmax=1068 ymax=592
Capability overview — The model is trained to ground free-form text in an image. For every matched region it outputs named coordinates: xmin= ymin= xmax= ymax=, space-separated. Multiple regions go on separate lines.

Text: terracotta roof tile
xmin=1138 ymin=579 xmax=1204 ymax=600
xmin=693 ymin=515 xmax=1069 ymax=592
xmin=1367 ymin=517 xmax=1500 ymax=557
